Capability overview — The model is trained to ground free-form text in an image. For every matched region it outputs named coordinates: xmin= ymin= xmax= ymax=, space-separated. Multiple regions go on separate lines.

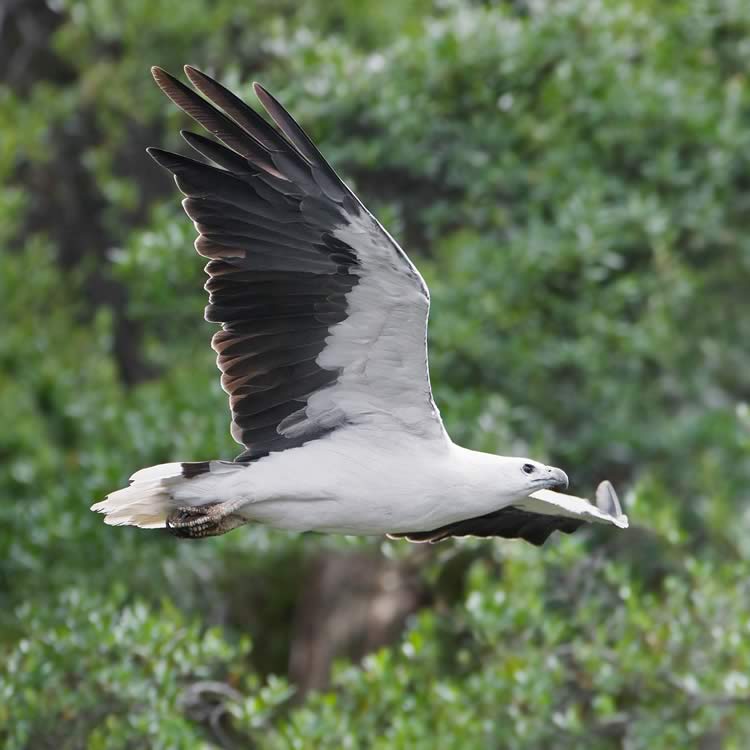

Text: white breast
xmin=189 ymin=428 xmax=515 ymax=535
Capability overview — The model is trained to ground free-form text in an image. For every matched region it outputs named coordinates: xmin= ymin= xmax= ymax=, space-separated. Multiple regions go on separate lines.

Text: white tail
xmin=91 ymin=462 xmax=190 ymax=528
xmin=92 ymin=460 xmax=246 ymax=529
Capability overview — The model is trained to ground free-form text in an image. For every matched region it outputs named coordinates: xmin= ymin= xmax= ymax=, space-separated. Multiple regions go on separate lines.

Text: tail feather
xmin=128 ymin=461 xmax=184 ymax=483
xmin=93 ymin=460 xmax=246 ymax=529
xmin=92 ymin=462 xmax=207 ymax=529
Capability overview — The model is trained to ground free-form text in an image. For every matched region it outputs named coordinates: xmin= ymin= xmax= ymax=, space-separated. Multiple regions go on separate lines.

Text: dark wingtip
xmin=179 ymin=129 xmax=197 ymax=144
xmin=151 ymin=65 xmax=170 ymax=85
xmin=253 ymin=82 xmax=279 ymax=116
xmin=179 ymin=129 xmax=199 ymax=150
xmin=184 ymin=64 xmax=206 ymax=84
xmin=146 ymin=146 xmax=177 ymax=170
xmin=151 ymin=66 xmax=186 ymax=98
xmin=252 ymin=81 xmax=271 ymax=103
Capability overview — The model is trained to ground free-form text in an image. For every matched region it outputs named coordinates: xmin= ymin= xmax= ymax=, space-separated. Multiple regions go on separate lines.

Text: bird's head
xmin=498 ymin=457 xmax=569 ymax=496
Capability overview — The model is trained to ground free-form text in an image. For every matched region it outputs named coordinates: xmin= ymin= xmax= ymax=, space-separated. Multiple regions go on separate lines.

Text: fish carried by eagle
xmin=92 ymin=67 xmax=629 ymax=545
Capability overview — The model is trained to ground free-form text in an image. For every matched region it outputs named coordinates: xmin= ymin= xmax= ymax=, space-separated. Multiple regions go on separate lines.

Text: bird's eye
xmin=522 ymin=463 xmax=535 ymax=475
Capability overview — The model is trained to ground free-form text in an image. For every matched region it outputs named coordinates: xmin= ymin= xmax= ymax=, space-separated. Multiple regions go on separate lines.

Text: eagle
xmin=92 ymin=66 xmax=628 ymax=546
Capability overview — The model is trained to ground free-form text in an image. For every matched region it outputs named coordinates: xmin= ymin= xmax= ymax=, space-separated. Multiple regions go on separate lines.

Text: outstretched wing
xmin=148 ymin=66 xmax=446 ymax=461
xmin=390 ymin=481 xmax=629 ymax=545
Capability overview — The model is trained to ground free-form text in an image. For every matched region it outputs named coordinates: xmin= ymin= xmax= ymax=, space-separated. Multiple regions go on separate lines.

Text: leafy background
xmin=2 ymin=0 xmax=750 ymax=747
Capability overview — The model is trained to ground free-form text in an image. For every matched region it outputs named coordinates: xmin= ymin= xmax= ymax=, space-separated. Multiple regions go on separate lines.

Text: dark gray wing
xmin=148 ymin=66 xmax=446 ymax=461
xmin=388 ymin=507 xmax=585 ymax=546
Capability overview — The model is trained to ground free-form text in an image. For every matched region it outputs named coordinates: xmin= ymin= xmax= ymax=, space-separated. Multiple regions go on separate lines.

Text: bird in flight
xmin=92 ymin=66 xmax=628 ymax=545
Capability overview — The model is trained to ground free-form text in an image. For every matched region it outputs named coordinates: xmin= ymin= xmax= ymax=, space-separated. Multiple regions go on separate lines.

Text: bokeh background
xmin=3 ymin=0 xmax=750 ymax=747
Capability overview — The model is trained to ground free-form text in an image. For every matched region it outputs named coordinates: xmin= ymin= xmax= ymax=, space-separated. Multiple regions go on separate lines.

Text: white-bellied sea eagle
xmin=92 ymin=66 xmax=629 ymax=545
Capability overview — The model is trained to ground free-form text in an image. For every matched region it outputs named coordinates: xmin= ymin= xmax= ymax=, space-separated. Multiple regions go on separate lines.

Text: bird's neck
xmin=448 ymin=443 xmax=527 ymax=506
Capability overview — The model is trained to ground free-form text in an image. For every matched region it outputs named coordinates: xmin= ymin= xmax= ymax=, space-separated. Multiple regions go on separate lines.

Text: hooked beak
xmin=536 ymin=466 xmax=569 ymax=491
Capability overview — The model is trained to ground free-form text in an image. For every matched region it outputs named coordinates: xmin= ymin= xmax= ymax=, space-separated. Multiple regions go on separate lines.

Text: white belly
xmin=205 ymin=427 xmax=496 ymax=535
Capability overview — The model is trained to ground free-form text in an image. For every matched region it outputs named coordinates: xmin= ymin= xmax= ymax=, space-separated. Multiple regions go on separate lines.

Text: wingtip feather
xmin=252 ymin=82 xmax=279 ymax=115
xmin=145 ymin=146 xmax=176 ymax=169
xmin=151 ymin=65 xmax=173 ymax=88
xmin=150 ymin=65 xmax=199 ymax=109
xmin=595 ymin=480 xmax=629 ymax=528
xmin=184 ymin=64 xmax=212 ymax=88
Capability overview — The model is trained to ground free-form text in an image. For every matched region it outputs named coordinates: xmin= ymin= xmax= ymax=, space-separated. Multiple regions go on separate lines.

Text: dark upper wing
xmin=148 ymin=66 xmax=446 ymax=460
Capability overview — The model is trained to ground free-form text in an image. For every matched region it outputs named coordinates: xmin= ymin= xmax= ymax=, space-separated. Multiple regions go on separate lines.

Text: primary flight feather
xmin=92 ymin=66 xmax=628 ymax=545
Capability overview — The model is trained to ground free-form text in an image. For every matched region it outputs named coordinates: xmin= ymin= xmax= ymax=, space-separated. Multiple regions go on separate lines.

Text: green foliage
xmin=2 ymin=589 xmax=249 ymax=750
xmin=3 ymin=0 xmax=750 ymax=747
xmin=262 ymin=545 xmax=750 ymax=749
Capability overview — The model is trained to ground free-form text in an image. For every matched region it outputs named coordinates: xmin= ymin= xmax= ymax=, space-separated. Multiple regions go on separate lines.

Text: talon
xmin=168 ymin=506 xmax=206 ymax=526
xmin=167 ymin=505 xmax=218 ymax=538
xmin=166 ymin=503 xmax=247 ymax=539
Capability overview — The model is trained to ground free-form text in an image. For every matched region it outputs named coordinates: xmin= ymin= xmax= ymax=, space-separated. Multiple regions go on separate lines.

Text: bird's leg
xmin=166 ymin=499 xmax=248 ymax=539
